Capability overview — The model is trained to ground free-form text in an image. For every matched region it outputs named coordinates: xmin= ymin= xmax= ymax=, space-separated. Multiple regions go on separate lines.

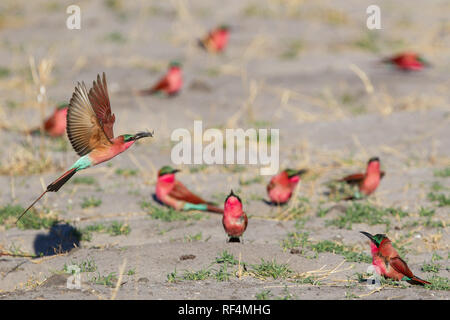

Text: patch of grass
xmin=433 ymin=167 xmax=450 ymax=178
xmin=326 ymin=203 xmax=408 ymax=230
xmin=78 ymin=221 xmax=131 ymax=241
xmin=182 ymin=268 xmax=212 ymax=281
xmin=184 ymin=232 xmax=202 ymax=242
xmin=281 ymin=231 xmax=309 ymax=250
xmin=81 ymin=197 xmax=102 ymax=209
xmin=427 ymin=192 xmax=450 ymax=207
xmin=214 ymin=263 xmax=232 ymax=282
xmin=239 ymin=175 xmax=264 ymax=186
xmin=72 ymin=176 xmax=96 ymax=185
xmin=167 ymin=268 xmax=179 ymax=283
xmin=127 ymin=268 xmax=136 ymax=276
xmin=0 ymin=66 xmax=10 ymax=78
xmin=310 ymin=240 xmax=372 ymax=263
xmin=189 ymin=165 xmax=208 ymax=173
xmin=0 ymin=205 xmax=58 ymax=230
xmin=421 ymin=263 xmax=441 ymax=273
xmin=251 ymin=259 xmax=292 ymax=279
xmin=103 ymin=31 xmax=126 ymax=44
xmin=432 ymin=252 xmax=443 ymax=262
xmin=63 ymin=258 xmax=97 ymax=273
xmin=141 ymin=202 xmax=205 ymax=222
xmin=353 ymin=31 xmax=379 ymax=53
xmin=215 ymin=250 xmax=239 ymax=265
xmin=316 ymin=207 xmax=329 ymax=217
xmin=91 ymin=272 xmax=118 ymax=287
xmin=280 ymin=39 xmax=304 ymax=60
xmin=431 ymin=181 xmax=445 ymax=192
xmin=115 ymin=168 xmax=138 ymax=177
xmin=255 ymin=290 xmax=273 ymax=300
xmin=418 ymin=207 xmax=435 ymax=217
xmin=424 ymin=276 xmax=450 ymax=291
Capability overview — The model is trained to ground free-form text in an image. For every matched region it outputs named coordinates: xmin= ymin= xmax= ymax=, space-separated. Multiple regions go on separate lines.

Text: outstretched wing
xmin=390 ymin=257 xmax=415 ymax=279
xmin=339 ymin=173 xmax=365 ymax=185
xmin=67 ymin=78 xmax=112 ymax=156
xmin=88 ymin=73 xmax=115 ymax=140
xmin=169 ymin=180 xmax=208 ymax=204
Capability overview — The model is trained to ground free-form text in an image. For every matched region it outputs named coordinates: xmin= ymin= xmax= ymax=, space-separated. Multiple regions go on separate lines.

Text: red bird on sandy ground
xmin=137 ymin=61 xmax=182 ymax=96
xmin=198 ymin=25 xmax=230 ymax=53
xmin=155 ymin=166 xmax=223 ymax=214
xmin=361 ymin=232 xmax=430 ymax=285
xmin=338 ymin=157 xmax=385 ymax=200
xmin=382 ymin=52 xmax=430 ymax=71
xmin=26 ymin=103 xmax=68 ymax=137
xmin=267 ymin=169 xmax=307 ymax=205
xmin=223 ymin=190 xmax=248 ymax=243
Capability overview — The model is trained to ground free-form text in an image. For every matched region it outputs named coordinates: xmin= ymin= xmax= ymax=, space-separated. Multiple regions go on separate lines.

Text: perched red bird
xmin=198 ymin=25 xmax=230 ymax=53
xmin=361 ymin=232 xmax=430 ymax=286
xmin=382 ymin=52 xmax=430 ymax=71
xmin=17 ymin=73 xmax=153 ymax=222
xmin=155 ymin=166 xmax=223 ymax=214
xmin=339 ymin=157 xmax=385 ymax=200
xmin=267 ymin=169 xmax=307 ymax=205
xmin=26 ymin=103 xmax=68 ymax=137
xmin=137 ymin=61 xmax=182 ymax=96
xmin=223 ymin=190 xmax=248 ymax=243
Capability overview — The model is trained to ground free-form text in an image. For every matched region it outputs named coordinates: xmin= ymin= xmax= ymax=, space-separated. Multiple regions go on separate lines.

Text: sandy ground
xmin=0 ymin=0 xmax=449 ymax=299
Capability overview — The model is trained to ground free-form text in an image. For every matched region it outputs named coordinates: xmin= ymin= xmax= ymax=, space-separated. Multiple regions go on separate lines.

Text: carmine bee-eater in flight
xmin=155 ymin=166 xmax=223 ymax=214
xmin=137 ymin=61 xmax=182 ymax=96
xmin=360 ymin=232 xmax=431 ymax=285
xmin=26 ymin=103 xmax=68 ymax=137
xmin=337 ymin=157 xmax=385 ymax=200
xmin=17 ymin=73 xmax=153 ymax=222
xmin=223 ymin=190 xmax=248 ymax=243
xmin=382 ymin=52 xmax=430 ymax=71
xmin=267 ymin=169 xmax=307 ymax=205
xmin=198 ymin=25 xmax=230 ymax=53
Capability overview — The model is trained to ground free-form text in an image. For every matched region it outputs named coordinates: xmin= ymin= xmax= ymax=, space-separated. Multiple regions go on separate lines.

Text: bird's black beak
xmin=172 ymin=169 xmax=180 ymax=174
xmin=134 ymin=131 xmax=154 ymax=141
xmin=360 ymin=231 xmax=376 ymax=243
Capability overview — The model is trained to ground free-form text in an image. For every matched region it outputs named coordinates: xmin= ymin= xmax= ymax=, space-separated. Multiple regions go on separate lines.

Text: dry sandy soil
xmin=0 ymin=0 xmax=449 ymax=300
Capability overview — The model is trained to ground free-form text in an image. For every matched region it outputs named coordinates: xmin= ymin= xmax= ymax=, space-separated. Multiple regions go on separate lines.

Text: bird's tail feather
xmin=408 ymin=276 xmax=431 ymax=286
xmin=206 ymin=204 xmax=224 ymax=214
xmin=47 ymin=168 xmax=77 ymax=192
xmin=16 ymin=168 xmax=77 ymax=223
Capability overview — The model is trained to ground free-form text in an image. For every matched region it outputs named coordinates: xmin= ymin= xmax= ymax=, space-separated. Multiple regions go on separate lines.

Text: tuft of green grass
xmin=81 ymin=197 xmax=102 ymax=209
xmin=215 ymin=250 xmax=239 ymax=265
xmin=0 ymin=205 xmax=58 ymax=230
xmin=214 ymin=263 xmax=232 ymax=282
xmin=64 ymin=258 xmax=97 ymax=273
xmin=167 ymin=268 xmax=179 ymax=283
xmin=421 ymin=263 xmax=441 ymax=273
xmin=433 ymin=167 xmax=450 ymax=178
xmin=91 ymin=272 xmax=118 ymax=287
xmin=353 ymin=31 xmax=379 ymax=53
xmin=326 ymin=203 xmax=408 ymax=230
xmin=0 ymin=66 xmax=10 ymax=78
xmin=78 ymin=221 xmax=131 ymax=241
xmin=418 ymin=207 xmax=435 ymax=217
xmin=280 ymin=39 xmax=304 ymax=60
xmin=281 ymin=232 xmax=309 ymax=250
xmin=427 ymin=192 xmax=450 ymax=207
xmin=309 ymin=240 xmax=372 ymax=263
xmin=127 ymin=268 xmax=136 ymax=276
xmin=255 ymin=290 xmax=273 ymax=300
xmin=182 ymin=268 xmax=212 ymax=281
xmin=72 ymin=176 xmax=96 ymax=185
xmin=184 ymin=232 xmax=202 ymax=242
xmin=115 ymin=168 xmax=138 ymax=177
xmin=424 ymin=276 xmax=450 ymax=291
xmin=141 ymin=202 xmax=205 ymax=222
xmin=103 ymin=31 xmax=126 ymax=44
xmin=251 ymin=259 xmax=293 ymax=279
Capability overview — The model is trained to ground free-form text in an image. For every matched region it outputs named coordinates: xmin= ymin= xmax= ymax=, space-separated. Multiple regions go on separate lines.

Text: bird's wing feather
xmin=390 ymin=257 xmax=415 ymax=278
xmin=340 ymin=173 xmax=365 ymax=185
xmin=88 ymin=73 xmax=115 ymax=140
xmin=67 ymin=80 xmax=112 ymax=156
xmin=151 ymin=77 xmax=169 ymax=92
xmin=169 ymin=180 xmax=208 ymax=204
